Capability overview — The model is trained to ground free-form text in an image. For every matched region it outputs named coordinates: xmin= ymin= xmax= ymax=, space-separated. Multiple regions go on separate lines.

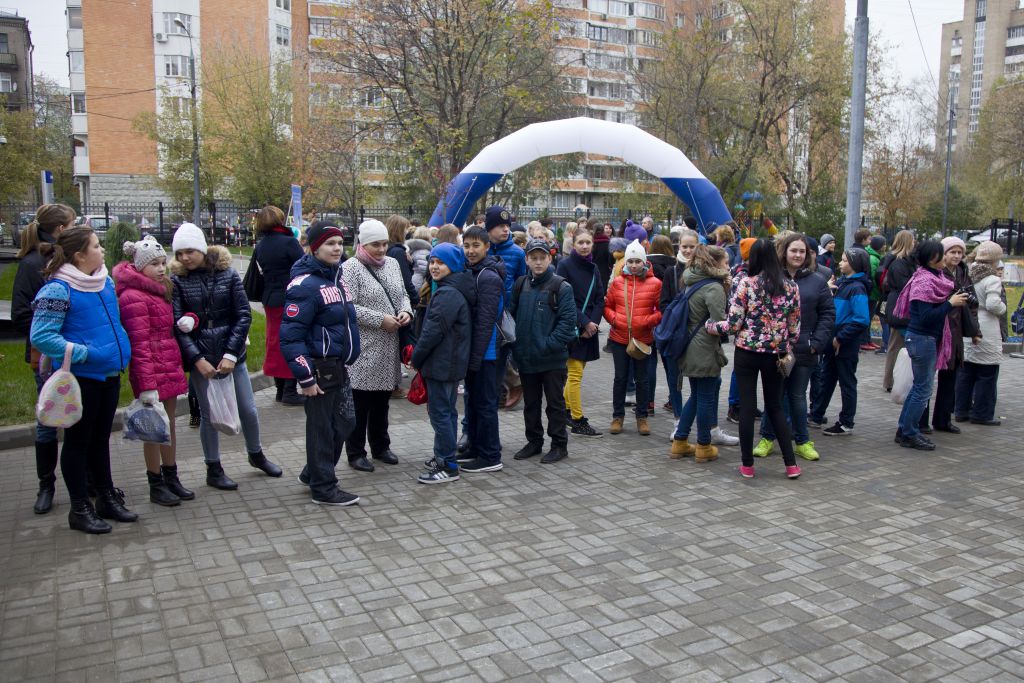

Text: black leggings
xmin=61 ymin=376 xmax=120 ymax=499
xmin=734 ymin=348 xmax=796 ymax=468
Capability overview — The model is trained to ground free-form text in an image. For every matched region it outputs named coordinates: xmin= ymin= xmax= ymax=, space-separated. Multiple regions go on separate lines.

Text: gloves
xmin=140 ymin=390 xmax=159 ymax=406
xmin=176 ymin=313 xmax=199 ymax=333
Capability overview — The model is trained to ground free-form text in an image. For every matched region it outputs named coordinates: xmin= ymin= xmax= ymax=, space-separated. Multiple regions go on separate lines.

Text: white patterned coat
xmin=342 ymin=256 xmax=412 ymax=391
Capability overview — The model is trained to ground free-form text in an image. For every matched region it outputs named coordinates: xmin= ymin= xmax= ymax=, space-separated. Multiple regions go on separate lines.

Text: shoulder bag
xmin=624 ymin=279 xmax=652 ymax=360
xmin=364 ymin=261 xmax=417 ymax=348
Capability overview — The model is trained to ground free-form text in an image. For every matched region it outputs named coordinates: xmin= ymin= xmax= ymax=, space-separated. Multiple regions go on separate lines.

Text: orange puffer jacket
xmin=604 ymin=269 xmax=662 ymax=345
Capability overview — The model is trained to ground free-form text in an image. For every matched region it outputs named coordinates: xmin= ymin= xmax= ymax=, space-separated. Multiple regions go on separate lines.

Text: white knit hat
xmin=624 ymin=239 xmax=647 ymax=263
xmin=171 ymin=222 xmax=207 ymax=254
xmin=358 ymin=219 xmax=388 ymax=246
xmin=123 ymin=235 xmax=167 ymax=270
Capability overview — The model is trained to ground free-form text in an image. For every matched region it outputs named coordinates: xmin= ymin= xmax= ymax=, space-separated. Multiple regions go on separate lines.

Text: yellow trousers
xmin=564 ymin=358 xmax=586 ymax=421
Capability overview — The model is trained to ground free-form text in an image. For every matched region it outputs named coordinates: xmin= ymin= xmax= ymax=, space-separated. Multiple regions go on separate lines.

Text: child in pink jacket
xmin=114 ymin=236 xmax=191 ymax=507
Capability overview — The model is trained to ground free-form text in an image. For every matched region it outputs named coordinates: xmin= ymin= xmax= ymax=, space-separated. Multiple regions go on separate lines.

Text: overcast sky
xmin=14 ymin=0 xmax=967 ymax=91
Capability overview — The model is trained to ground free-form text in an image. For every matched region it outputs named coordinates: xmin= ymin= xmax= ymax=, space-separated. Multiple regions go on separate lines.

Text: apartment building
xmin=0 ymin=9 xmax=33 ymax=111
xmin=937 ymin=0 xmax=1024 ymax=151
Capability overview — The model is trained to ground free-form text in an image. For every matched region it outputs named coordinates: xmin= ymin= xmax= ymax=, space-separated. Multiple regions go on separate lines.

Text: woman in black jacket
xmin=385 ymin=214 xmax=419 ymax=309
xmin=756 ymin=234 xmax=836 ymax=462
xmin=171 ymin=223 xmax=282 ymax=491
xmin=592 ymin=222 xmax=612 ymax=289
xmin=251 ymin=205 xmax=305 ymax=405
xmin=556 ymin=228 xmax=605 ymax=437
xmin=11 ymin=203 xmax=76 ymax=515
xmin=931 ymin=238 xmax=979 ymax=432
xmin=882 ymin=230 xmax=917 ymax=392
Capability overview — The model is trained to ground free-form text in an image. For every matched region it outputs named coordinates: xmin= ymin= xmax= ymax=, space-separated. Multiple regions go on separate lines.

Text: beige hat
xmin=973 ymin=240 xmax=1003 ymax=264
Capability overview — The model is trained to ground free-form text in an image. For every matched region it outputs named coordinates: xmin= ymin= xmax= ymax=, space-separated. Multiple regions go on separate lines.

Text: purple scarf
xmin=893 ymin=266 xmax=954 ymax=370
xmin=355 ymin=244 xmax=386 ymax=269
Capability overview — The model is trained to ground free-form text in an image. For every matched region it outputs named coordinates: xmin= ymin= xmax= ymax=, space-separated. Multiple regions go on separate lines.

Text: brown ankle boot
xmin=636 ymin=417 xmax=650 ymax=436
xmin=609 ymin=417 xmax=624 ymax=434
xmin=670 ymin=439 xmax=696 ymax=458
xmin=694 ymin=444 xmax=719 ymax=463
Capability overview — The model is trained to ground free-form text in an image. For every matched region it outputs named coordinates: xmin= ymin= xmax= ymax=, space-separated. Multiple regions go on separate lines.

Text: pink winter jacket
xmin=114 ymin=262 xmax=188 ymax=401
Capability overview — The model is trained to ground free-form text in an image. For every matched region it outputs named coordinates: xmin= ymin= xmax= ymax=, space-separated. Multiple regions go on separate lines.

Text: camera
xmin=956 ymin=285 xmax=978 ymax=307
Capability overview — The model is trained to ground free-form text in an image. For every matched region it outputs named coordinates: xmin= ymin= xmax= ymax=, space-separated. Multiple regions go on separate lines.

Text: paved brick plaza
xmin=2 ymin=345 xmax=1023 ymax=682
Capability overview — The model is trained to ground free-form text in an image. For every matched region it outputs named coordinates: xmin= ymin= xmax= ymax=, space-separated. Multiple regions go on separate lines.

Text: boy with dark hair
xmin=509 ymin=239 xmax=577 ymax=464
xmin=486 ymin=205 xmax=528 ymax=409
xmin=459 ymin=226 xmax=506 ymax=473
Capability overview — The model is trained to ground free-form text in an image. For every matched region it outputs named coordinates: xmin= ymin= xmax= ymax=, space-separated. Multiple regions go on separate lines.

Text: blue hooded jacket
xmin=489 ymin=236 xmax=527 ymax=304
xmin=466 ymin=254 xmax=505 ymax=368
xmin=832 ymin=271 xmax=870 ymax=356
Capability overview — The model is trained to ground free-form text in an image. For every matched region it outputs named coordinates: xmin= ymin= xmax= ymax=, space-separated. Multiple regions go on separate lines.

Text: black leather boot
xmin=68 ymin=497 xmax=111 ymax=534
xmin=147 ymin=470 xmax=181 ymax=507
xmin=248 ymin=451 xmax=283 ymax=477
xmin=161 ymin=464 xmax=195 ymax=500
xmin=275 ymin=378 xmax=285 ymax=402
xmin=95 ymin=488 xmax=139 ymax=522
xmin=206 ymin=462 xmax=238 ymax=490
xmin=281 ymin=379 xmax=305 ymax=406
xmin=33 ymin=440 xmax=59 ymax=514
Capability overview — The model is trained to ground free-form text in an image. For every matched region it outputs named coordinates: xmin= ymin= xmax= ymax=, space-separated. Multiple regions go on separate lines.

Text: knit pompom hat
xmin=624 ymin=220 xmax=647 ymax=243
xmin=123 ymin=235 xmax=167 ymax=270
xmin=624 ymin=239 xmax=647 ymax=262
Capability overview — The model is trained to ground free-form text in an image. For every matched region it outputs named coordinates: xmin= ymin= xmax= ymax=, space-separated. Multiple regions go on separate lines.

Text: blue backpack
xmin=654 ymin=278 xmax=716 ymax=361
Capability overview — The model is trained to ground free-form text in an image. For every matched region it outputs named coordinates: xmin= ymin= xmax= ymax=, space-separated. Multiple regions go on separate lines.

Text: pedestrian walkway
xmin=2 ymin=349 xmax=1023 ymax=681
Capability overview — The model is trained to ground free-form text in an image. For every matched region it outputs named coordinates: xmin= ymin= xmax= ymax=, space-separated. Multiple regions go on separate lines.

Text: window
xmin=635 ymin=3 xmax=665 ymax=20
xmin=276 ymin=24 xmax=290 ymax=46
xmin=587 ymin=24 xmax=608 ymax=41
xmin=276 ymin=0 xmax=291 ymax=9
xmin=71 ymin=92 xmax=86 ymax=113
xmin=631 ymin=29 xmax=661 ymax=46
xmin=608 ymin=1 xmax=632 ymax=16
xmin=1007 ymin=45 xmax=1024 ymax=56
xmin=67 ymin=7 xmax=82 ymax=29
xmin=361 ymin=154 xmax=386 ymax=171
xmin=588 ymin=0 xmax=608 ymax=12
xmin=675 ymin=13 xmax=684 ymax=28
xmin=0 ymin=73 xmax=12 ymax=93
xmin=551 ymin=193 xmax=572 ymax=209
xmin=164 ymin=55 xmax=194 ymax=78
xmin=163 ymin=12 xmax=192 ymax=35
xmin=563 ymin=77 xmax=586 ymax=93
xmin=309 ymin=17 xmax=333 ymax=37
xmin=165 ymin=97 xmax=192 ymax=117
xmin=1009 ymin=25 xmax=1024 ymax=39
xmin=70 ymin=50 xmax=84 ymax=73
xmin=355 ymin=87 xmax=383 ymax=107
xmin=976 ymin=0 xmax=986 ymax=19
xmin=587 ymin=80 xmax=625 ymax=99
xmin=0 ymin=34 xmax=7 ymax=54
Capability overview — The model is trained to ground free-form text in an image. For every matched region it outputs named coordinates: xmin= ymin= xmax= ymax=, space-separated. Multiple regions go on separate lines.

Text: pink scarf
xmin=56 ymin=263 xmax=109 ymax=292
xmin=893 ymin=266 xmax=954 ymax=370
xmin=355 ymin=244 xmax=386 ymax=269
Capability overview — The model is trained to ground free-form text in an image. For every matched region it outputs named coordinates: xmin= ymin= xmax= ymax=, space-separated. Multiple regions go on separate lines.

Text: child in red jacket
xmin=604 ymin=239 xmax=662 ymax=436
xmin=115 ymin=237 xmax=191 ymax=507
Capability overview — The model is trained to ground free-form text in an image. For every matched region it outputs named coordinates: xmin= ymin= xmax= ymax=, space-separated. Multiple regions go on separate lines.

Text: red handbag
xmin=407 ymin=372 xmax=428 ymax=405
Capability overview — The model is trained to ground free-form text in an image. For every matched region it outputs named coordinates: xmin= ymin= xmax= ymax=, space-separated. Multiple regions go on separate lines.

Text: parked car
xmin=76 ymin=214 xmax=120 ymax=237
xmin=12 ymin=212 xmax=36 ymax=247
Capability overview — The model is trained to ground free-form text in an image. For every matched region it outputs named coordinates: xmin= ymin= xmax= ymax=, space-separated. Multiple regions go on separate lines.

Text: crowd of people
xmin=10 ymin=202 xmax=1010 ymax=533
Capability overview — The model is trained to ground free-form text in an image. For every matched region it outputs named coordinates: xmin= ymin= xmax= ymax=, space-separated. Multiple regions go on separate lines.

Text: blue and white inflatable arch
xmin=427 ymin=117 xmax=732 ymax=233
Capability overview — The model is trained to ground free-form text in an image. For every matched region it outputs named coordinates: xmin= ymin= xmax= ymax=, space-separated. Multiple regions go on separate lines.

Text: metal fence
xmin=877 ymin=219 xmax=1024 ymax=257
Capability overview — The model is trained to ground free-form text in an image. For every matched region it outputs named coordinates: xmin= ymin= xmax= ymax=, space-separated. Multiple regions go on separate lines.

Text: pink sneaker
xmin=739 ymin=465 xmax=755 ymax=478
xmin=786 ymin=465 xmax=802 ymax=479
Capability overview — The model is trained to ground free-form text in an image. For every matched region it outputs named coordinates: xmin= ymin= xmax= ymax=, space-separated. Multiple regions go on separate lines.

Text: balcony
xmin=73 ymin=155 xmax=89 ymax=175
xmin=0 ymin=52 xmax=16 ymax=70
xmin=71 ymin=113 xmax=88 ymax=135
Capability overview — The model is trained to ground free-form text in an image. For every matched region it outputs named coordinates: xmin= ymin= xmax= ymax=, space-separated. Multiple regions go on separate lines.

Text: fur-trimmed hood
xmin=170 ymin=245 xmax=232 ymax=277
xmin=969 ymin=261 xmax=999 ymax=284
xmin=406 ymin=238 xmax=432 ymax=254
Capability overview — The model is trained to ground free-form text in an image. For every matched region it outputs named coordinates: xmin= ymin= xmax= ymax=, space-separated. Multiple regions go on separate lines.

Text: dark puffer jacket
xmin=790 ymin=268 xmax=836 ymax=364
xmin=510 ymin=268 xmax=577 ymax=374
xmin=172 ymin=246 xmax=251 ymax=367
xmin=883 ymin=255 xmax=916 ymax=328
xmin=388 ymin=243 xmax=420 ymax=308
xmin=467 ymin=254 xmax=506 ymax=369
xmin=279 ymin=254 xmax=361 ymax=388
xmin=11 ymin=230 xmax=58 ymax=362
xmin=412 ymin=271 xmax=476 ymax=382
xmin=556 ymin=251 xmax=605 ymax=362
xmin=252 ymin=230 xmax=304 ymax=308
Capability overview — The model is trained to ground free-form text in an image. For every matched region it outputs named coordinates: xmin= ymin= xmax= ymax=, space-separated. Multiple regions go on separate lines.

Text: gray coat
xmin=966 ymin=267 xmax=1005 ymax=366
xmin=677 ymin=265 xmax=730 ymax=379
xmin=341 ymin=256 xmax=412 ymax=391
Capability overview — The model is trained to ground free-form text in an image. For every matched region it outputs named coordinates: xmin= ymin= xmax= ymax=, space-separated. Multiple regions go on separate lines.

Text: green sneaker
xmin=794 ymin=441 xmax=820 ymax=461
xmin=752 ymin=438 xmax=775 ymax=458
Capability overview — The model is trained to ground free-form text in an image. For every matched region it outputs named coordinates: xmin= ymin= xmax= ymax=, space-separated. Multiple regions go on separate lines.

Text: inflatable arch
xmin=427 ymin=117 xmax=732 ymax=233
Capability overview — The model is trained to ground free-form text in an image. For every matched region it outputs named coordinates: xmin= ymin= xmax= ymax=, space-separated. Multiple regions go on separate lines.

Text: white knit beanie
xmin=358 ymin=219 xmax=389 ymax=246
xmin=624 ymin=239 xmax=647 ymax=263
xmin=123 ymin=235 xmax=167 ymax=270
xmin=172 ymin=222 xmax=208 ymax=254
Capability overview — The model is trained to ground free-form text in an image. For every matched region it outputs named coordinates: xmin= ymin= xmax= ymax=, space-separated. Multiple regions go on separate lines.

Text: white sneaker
xmin=710 ymin=427 xmax=739 ymax=446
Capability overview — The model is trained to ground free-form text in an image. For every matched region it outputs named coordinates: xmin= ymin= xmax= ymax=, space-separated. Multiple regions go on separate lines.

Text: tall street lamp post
xmin=175 ymin=17 xmax=201 ymax=225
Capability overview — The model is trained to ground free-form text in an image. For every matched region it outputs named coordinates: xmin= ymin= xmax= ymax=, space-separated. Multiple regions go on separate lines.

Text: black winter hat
xmin=485 ymin=206 xmax=512 ymax=232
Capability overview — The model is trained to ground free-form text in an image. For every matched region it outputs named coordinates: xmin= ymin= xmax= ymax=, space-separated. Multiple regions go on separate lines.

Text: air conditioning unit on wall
xmin=154 ymin=32 xmax=167 ymax=42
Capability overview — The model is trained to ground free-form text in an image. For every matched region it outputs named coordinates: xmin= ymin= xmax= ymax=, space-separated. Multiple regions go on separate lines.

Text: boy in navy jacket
xmin=810 ymin=249 xmax=870 ymax=435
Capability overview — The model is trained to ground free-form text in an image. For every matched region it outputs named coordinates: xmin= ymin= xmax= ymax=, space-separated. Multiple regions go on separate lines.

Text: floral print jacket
xmin=707 ymin=275 xmax=801 ymax=354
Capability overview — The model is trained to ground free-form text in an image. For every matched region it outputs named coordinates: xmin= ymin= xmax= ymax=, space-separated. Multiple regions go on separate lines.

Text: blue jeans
xmin=760 ymin=363 xmax=813 ymax=445
xmin=662 ymin=353 xmax=683 ymax=419
xmin=34 ymin=370 xmax=58 ymax=444
xmin=728 ymin=370 xmax=739 ymax=407
xmin=673 ymin=376 xmax=718 ymax=444
xmin=464 ymin=361 xmax=501 ymax=464
xmin=810 ymin=350 xmax=859 ymax=428
xmin=426 ymin=378 xmax=460 ymax=469
xmin=954 ymin=360 xmax=999 ymax=422
xmin=881 ymin=321 xmax=890 ymax=351
xmin=808 ymin=356 xmax=824 ymax=418
xmin=610 ymin=341 xmax=649 ymax=418
xmin=189 ymin=363 xmax=262 ymax=463
xmin=898 ymin=333 xmax=937 ymax=438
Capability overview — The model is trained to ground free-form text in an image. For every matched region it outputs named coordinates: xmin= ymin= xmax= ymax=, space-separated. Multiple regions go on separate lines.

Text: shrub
xmin=104 ymin=222 xmax=140 ymax=270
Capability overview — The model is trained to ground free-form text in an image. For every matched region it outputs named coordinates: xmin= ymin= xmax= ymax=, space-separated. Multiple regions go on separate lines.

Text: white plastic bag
xmin=891 ymin=348 xmax=913 ymax=405
xmin=122 ymin=399 xmax=171 ymax=444
xmin=36 ymin=345 xmax=83 ymax=428
xmin=207 ymin=373 xmax=241 ymax=435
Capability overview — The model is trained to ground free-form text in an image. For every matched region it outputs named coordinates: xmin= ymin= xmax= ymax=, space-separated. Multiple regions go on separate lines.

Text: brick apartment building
xmin=0 ymin=8 xmax=34 ymax=112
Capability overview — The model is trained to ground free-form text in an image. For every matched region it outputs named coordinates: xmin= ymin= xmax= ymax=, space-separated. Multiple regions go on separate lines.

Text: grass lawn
xmin=0 ymin=262 xmax=17 ymax=300
xmin=0 ymin=310 xmax=267 ymax=427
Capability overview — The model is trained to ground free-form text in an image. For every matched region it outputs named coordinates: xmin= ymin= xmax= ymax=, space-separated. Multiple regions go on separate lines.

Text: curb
xmin=0 ymin=372 xmax=275 ymax=452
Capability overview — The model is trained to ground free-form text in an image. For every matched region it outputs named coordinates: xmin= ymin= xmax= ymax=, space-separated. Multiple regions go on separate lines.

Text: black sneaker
xmin=312 ymin=488 xmax=360 ymax=506
xmin=513 ymin=443 xmax=543 ymax=460
xmin=297 ymin=470 xmax=310 ymax=486
xmin=456 ymin=454 xmax=476 ymax=464
xmin=898 ymin=434 xmax=936 ymax=451
xmin=540 ymin=447 xmax=567 ymax=464
xmin=456 ymin=434 xmax=470 ymax=455
xmin=418 ymin=459 xmax=460 ymax=484
xmin=822 ymin=422 xmax=853 ymax=436
xmin=189 ymin=414 xmax=200 ymax=428
xmin=570 ymin=418 xmax=603 ymax=438
xmin=727 ymin=406 xmax=739 ymax=424
xmin=753 ymin=407 xmax=763 ymax=419
xmin=460 ymin=459 xmax=504 ymax=473
xmin=807 ymin=416 xmax=827 ymax=430
xmin=624 ymin=393 xmax=636 ymax=407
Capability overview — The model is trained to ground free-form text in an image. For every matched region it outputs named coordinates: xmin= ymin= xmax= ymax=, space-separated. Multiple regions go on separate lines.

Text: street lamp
xmin=174 ymin=17 xmax=201 ymax=225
